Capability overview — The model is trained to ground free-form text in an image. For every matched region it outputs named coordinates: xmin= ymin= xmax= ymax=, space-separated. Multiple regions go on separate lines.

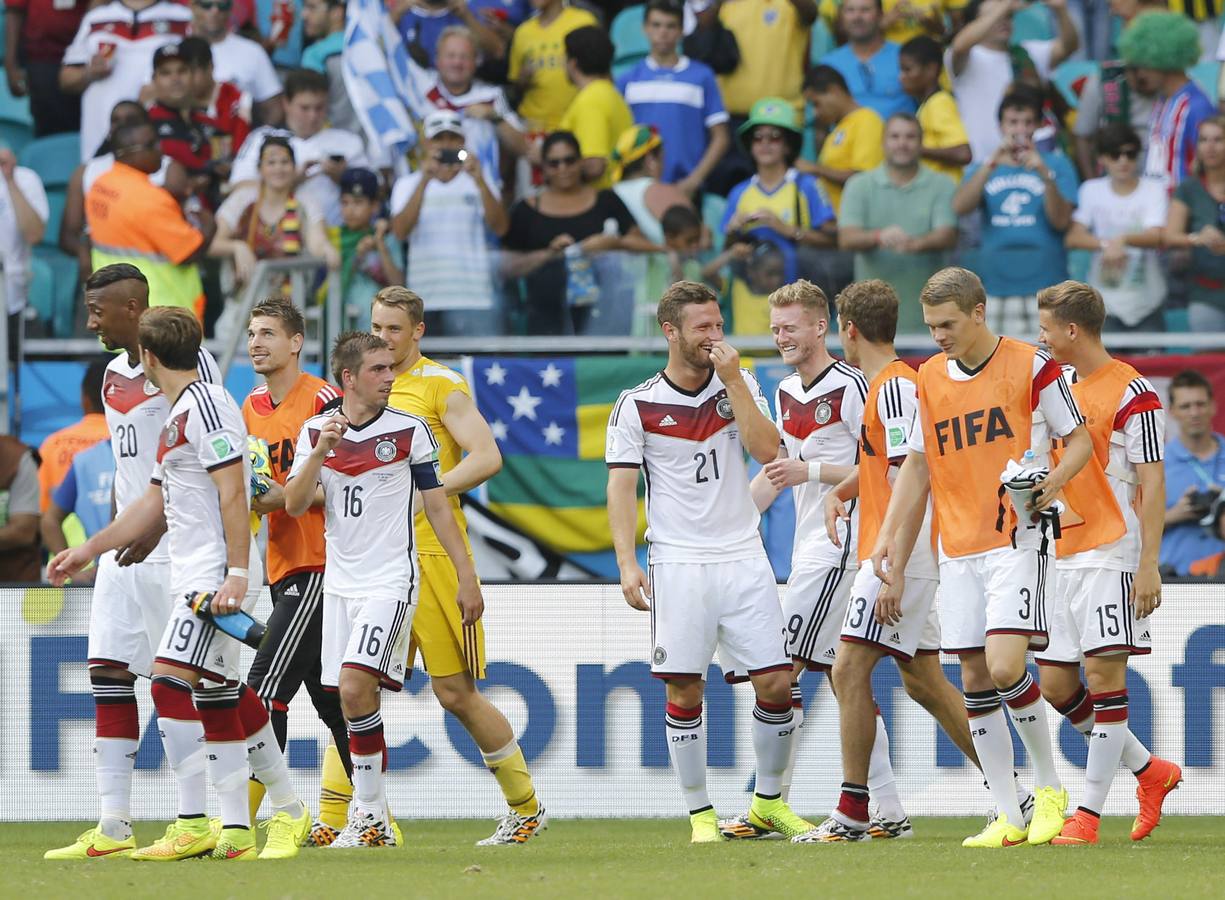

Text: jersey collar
xmin=662 ymin=368 xmax=714 ymax=397
xmin=345 ymin=405 xmax=386 ymax=432
xmin=954 ymin=338 xmax=1001 ymax=377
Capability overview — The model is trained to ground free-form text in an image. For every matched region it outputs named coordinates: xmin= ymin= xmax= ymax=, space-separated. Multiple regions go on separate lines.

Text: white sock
xmin=966 ymin=691 xmax=1023 ymax=824
xmin=780 ymin=682 xmax=804 ymax=802
xmin=95 ymin=738 xmax=137 ymax=839
xmin=206 ymin=741 xmax=251 ymax=829
xmin=867 ymin=712 xmax=905 ymax=821
xmin=157 ymin=716 xmax=208 ymax=818
xmin=1082 ymin=692 xmax=1129 ymax=815
xmin=1014 ymin=772 xmax=1030 ymax=809
xmin=1058 ymin=681 xmax=1150 ymax=773
xmin=246 ymin=721 xmax=304 ymax=818
xmin=665 ymin=702 xmax=710 ymax=813
xmin=350 ymin=751 xmax=385 ymax=817
xmin=751 ymin=700 xmax=795 ymax=798
xmin=1000 ymin=673 xmax=1061 ymax=790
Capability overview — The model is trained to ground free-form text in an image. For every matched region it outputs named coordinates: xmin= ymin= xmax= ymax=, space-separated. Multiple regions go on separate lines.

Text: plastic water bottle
xmin=187 ymin=592 xmax=267 ymax=650
xmin=564 ymin=244 xmax=599 ymax=307
xmin=1022 ymin=449 xmax=1036 ymax=466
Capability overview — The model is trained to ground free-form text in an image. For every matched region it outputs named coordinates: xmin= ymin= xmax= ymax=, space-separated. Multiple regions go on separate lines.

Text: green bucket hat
xmin=738 ymin=97 xmax=802 ymax=140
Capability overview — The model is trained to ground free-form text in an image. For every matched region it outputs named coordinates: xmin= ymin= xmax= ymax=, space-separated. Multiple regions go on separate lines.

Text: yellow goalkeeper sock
xmin=482 ymin=739 xmax=538 ymax=817
xmin=248 ymin=777 xmax=266 ymax=823
xmin=318 ymin=742 xmax=352 ymax=829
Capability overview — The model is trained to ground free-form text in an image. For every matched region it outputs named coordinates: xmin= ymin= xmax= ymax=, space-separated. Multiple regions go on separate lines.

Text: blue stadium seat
xmin=33 ymin=245 xmax=79 ymax=337
xmin=19 ymin=134 xmax=80 ymax=190
xmin=41 ymin=189 xmax=66 ymax=250
xmin=1051 ymin=60 xmax=1098 ymax=109
xmin=1190 ymin=60 xmax=1220 ymax=105
xmin=1010 ymin=4 xmax=1054 ymax=44
xmin=810 ymin=19 xmax=836 ymax=65
xmin=0 ymin=77 xmax=31 ymax=127
xmin=702 ymin=192 xmax=726 ymax=254
xmin=0 ymin=119 xmax=32 ymax=154
xmin=28 ymin=255 xmax=55 ymax=332
xmin=611 ymin=5 xmax=649 ymax=73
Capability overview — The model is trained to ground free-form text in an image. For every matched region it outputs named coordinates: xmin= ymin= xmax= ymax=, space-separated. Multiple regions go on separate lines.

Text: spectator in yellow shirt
xmin=509 ymin=0 xmax=598 ymax=132
xmin=716 ymin=0 xmax=816 ymax=115
xmin=558 ymin=26 xmax=633 ymax=189
xmin=820 ymin=0 xmax=953 ymax=44
xmin=899 ymin=36 xmax=972 ymax=181
xmin=800 ymin=64 xmax=884 ymax=212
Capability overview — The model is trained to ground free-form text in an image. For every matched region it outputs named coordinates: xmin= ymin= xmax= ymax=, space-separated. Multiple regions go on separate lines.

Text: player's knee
xmin=338 ymin=675 xmax=378 ymax=719
xmin=831 ymin=648 xmax=872 ymax=695
xmin=986 ymin=656 xmax=1025 ymax=690
xmin=90 ymin=666 xmax=136 ymax=684
xmin=431 ymin=677 xmax=478 ymax=717
xmin=899 ymin=667 xmax=936 ymax=710
xmin=1083 ymin=661 xmax=1126 ymax=695
xmin=665 ymin=678 xmax=705 ymax=709
xmin=751 ymin=671 xmax=791 ymax=706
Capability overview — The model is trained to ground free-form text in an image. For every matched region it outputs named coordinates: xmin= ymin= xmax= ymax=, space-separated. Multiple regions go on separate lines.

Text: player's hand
xmin=457 ymin=578 xmax=485 ymax=626
xmin=1029 ymin=471 xmax=1067 ymax=515
xmin=314 ymin=414 xmax=348 ymax=455
xmin=1130 ymin=564 xmax=1162 ymax=618
xmin=115 ymin=524 xmax=165 ymax=566
xmin=824 ymin=492 xmax=849 ymax=547
xmin=871 ymin=532 xmax=897 ymax=585
xmin=251 ymin=480 xmax=285 ymax=516
xmin=708 ymin=341 xmax=741 ymax=382
xmin=875 ymin=573 xmax=904 ymax=626
xmin=620 ymin=562 xmax=652 ymax=611
xmin=210 ymin=574 xmax=248 ymax=615
xmin=763 ymin=457 xmax=810 ymax=490
xmin=47 ymin=547 xmax=93 ymax=586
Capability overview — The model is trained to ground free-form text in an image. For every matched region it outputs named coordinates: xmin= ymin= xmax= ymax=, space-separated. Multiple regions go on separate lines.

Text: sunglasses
xmin=195 ymin=1 xmax=232 ymax=10
xmin=1108 ymin=148 xmax=1140 ymax=160
xmin=117 ymin=140 xmax=160 ymax=155
xmin=544 ymin=155 xmax=579 ymax=169
xmin=752 ymin=130 xmax=785 ymax=144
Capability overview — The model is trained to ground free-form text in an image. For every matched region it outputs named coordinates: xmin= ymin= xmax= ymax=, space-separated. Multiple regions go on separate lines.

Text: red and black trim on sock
xmin=1053 ymin=682 xmax=1094 ymax=730
xmin=347 ymin=709 xmax=385 ymax=757
xmin=92 ymin=674 xmax=139 ymax=740
xmin=964 ymin=688 xmax=1002 ymax=718
xmin=837 ymin=782 xmax=870 ymax=825
xmin=999 ymin=673 xmax=1042 ymax=710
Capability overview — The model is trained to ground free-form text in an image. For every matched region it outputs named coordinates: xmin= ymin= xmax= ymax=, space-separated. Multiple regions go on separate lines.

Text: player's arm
xmin=421 ymin=485 xmax=484 ymax=625
xmin=749 ymin=448 xmax=785 ymax=512
xmin=39 ymin=497 xmax=71 ymax=557
xmin=1031 ymin=354 xmax=1092 ymax=512
xmin=1031 ymin=424 xmax=1091 ymax=513
xmin=438 ymin=389 xmax=503 ymax=496
xmin=871 ymin=450 xmax=930 ymax=583
xmin=48 ymin=483 xmax=165 ymax=584
xmin=824 ymin=468 xmax=859 ymax=546
xmin=709 ymin=343 xmax=778 ymax=463
xmin=208 ymin=458 xmax=252 ymax=614
xmin=608 ymin=465 xmax=650 ymax=611
xmin=285 ymin=415 xmax=345 ymax=516
xmin=1133 ymin=459 xmax=1165 ymax=618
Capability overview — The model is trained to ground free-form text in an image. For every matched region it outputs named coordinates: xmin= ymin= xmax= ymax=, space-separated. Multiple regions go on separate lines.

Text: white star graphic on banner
xmin=490 ymin=420 xmax=509 ymax=441
xmin=542 ymin=421 xmax=566 ymax=445
xmin=485 ymin=362 xmax=507 ymax=386
xmin=508 ymin=385 xmax=543 ymax=421
xmin=539 ymin=363 xmax=563 ymax=388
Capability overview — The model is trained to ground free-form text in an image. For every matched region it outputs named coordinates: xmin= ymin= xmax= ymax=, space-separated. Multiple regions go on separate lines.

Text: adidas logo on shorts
xmin=889 ymin=633 xmax=901 ymax=644
xmin=284 ymin=584 xmax=300 ymax=597
xmin=658 ymin=415 xmax=678 ymax=427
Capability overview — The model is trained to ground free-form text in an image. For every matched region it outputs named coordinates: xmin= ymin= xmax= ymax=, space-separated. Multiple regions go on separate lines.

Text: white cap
xmin=423 ymin=109 xmax=465 ymax=139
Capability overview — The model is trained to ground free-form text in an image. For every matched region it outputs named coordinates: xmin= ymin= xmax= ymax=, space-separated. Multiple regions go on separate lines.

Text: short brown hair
xmin=920 ymin=267 xmax=986 ymax=315
xmin=768 ymin=279 xmax=829 ymax=319
xmin=1170 ymin=369 xmax=1213 ymax=401
xmin=1037 ymin=280 xmax=1105 ymax=336
xmin=835 ymin=280 xmax=898 ymax=344
xmin=139 ymin=307 xmax=201 ymax=371
xmin=657 ymin=280 xmax=718 ymax=328
xmin=331 ymin=331 xmax=387 ymax=386
xmin=249 ymin=298 xmax=306 ymax=337
xmin=372 ymin=285 xmax=424 ymax=326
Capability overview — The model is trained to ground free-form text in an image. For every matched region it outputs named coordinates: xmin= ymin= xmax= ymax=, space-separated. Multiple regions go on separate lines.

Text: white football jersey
xmin=776 ymin=360 xmax=868 ymax=568
xmin=289 ymin=405 xmax=442 ymax=601
xmin=149 ymin=380 xmax=254 ymax=597
xmin=102 ymin=348 xmax=219 ymax=564
xmin=605 ymin=369 xmax=770 ymax=564
xmin=873 ymin=374 xmax=938 ymax=581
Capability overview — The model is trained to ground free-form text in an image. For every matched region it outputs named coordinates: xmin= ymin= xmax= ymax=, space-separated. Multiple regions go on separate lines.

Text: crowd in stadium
xmin=1 ymin=0 xmax=1225 ymax=341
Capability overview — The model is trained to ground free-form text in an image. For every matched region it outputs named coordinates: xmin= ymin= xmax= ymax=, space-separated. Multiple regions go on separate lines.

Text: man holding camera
xmin=1161 ymin=370 xmax=1225 ymax=576
xmin=390 ymin=109 xmax=508 ymax=336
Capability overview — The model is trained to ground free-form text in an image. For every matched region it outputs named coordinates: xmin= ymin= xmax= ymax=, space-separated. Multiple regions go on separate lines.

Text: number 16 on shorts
xmin=322 ymin=593 xmax=415 ymax=691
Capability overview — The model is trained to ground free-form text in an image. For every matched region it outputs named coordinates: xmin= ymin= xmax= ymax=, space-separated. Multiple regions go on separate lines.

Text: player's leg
xmin=194 ymin=678 xmax=258 ymax=860
xmin=413 ymin=554 xmax=544 ymax=845
xmin=826 ymin=640 xmax=885 ymax=841
xmin=302 ymin=666 xmax=355 ymax=842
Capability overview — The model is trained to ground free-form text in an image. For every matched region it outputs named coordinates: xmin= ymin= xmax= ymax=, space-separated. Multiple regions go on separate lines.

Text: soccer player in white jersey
xmin=284 ymin=332 xmax=484 ymax=848
xmin=50 ymin=307 xmax=309 ymax=862
xmin=871 ymin=268 xmax=1094 ymax=848
xmin=1033 ymin=282 xmax=1182 ymax=846
xmin=44 ymin=265 xmax=222 ymax=861
xmin=606 ymin=281 xmax=813 ymax=844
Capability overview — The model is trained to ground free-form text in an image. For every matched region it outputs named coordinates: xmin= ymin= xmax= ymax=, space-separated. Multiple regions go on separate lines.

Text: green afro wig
xmin=1118 ymin=11 xmax=1202 ymax=72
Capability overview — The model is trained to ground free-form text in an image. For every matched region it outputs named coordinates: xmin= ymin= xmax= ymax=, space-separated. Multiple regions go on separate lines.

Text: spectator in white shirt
xmin=230 ymin=69 xmax=370 ymax=226
xmin=390 ymin=109 xmax=508 ymax=336
xmin=60 ymin=0 xmax=194 ymax=161
xmin=0 ymin=145 xmax=48 ymax=353
xmin=190 ymin=0 xmax=283 ymax=125
xmin=1065 ymin=123 xmax=1167 ymax=332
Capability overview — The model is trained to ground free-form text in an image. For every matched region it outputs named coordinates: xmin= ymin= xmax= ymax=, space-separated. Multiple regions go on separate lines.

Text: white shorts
xmin=154 ymin=561 xmax=264 ymax=684
xmin=839 ymin=561 xmax=941 ymax=662
xmin=781 ymin=561 xmax=855 ymax=669
xmin=88 ymin=553 xmax=174 ymax=678
xmin=322 ymin=593 xmax=415 ymax=691
xmin=1037 ymin=568 xmax=1153 ymax=665
xmin=939 ymin=547 xmax=1050 ymax=654
xmin=648 ymin=557 xmax=790 ymax=683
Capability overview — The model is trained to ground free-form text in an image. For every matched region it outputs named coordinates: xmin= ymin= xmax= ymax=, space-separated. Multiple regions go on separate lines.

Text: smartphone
xmin=328 ymin=154 xmax=346 ymax=163
xmin=437 ymin=149 xmax=469 ymax=165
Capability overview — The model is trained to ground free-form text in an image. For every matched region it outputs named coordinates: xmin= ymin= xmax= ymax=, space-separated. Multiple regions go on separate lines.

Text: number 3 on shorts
xmin=1018 ymin=587 xmax=1031 ymax=619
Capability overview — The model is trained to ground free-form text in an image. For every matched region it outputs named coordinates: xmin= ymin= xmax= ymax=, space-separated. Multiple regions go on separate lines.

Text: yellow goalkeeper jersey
xmin=389 ymin=355 xmax=472 ymax=557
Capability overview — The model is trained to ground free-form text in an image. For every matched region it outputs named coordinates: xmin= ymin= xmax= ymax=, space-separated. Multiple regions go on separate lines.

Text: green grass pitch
xmin=13 ymin=818 xmax=1223 ymax=899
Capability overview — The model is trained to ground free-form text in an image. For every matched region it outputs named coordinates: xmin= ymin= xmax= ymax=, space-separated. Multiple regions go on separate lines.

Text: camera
xmin=1190 ymin=486 xmax=1222 ymax=520
xmin=437 ymin=148 xmax=469 ymax=165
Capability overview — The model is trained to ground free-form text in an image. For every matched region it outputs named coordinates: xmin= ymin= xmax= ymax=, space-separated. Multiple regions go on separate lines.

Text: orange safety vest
xmin=918 ymin=337 xmax=1050 ymax=558
xmin=858 ymin=359 xmax=918 ymax=564
xmin=1052 ymin=359 xmax=1157 ymax=557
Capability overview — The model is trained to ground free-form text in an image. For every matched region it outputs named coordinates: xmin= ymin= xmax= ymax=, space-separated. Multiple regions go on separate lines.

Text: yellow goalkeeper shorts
xmin=408 ymin=553 xmax=486 ymax=680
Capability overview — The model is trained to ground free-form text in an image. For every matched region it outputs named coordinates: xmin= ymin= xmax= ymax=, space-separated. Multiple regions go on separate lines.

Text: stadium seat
xmin=41 ymin=188 xmax=66 ymax=249
xmin=611 ymin=5 xmax=649 ymax=74
xmin=33 ymin=245 xmax=79 ymax=337
xmin=18 ymin=134 xmax=80 ymax=190
xmin=0 ymin=118 xmax=31 ymax=154
xmin=28 ymin=254 xmax=54 ymax=331
xmin=810 ymin=19 xmax=836 ymax=65
xmin=1190 ymin=60 xmax=1220 ymax=105
xmin=702 ymin=193 xmax=726 ymax=254
xmin=1010 ymin=4 xmax=1054 ymax=44
xmin=1051 ymin=60 xmax=1098 ymax=109
xmin=0 ymin=78 xmax=31 ymax=127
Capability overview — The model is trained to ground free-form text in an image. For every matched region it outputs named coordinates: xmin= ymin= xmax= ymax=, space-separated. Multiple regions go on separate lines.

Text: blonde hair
xmin=1037 ymin=280 xmax=1105 ymax=336
xmin=919 ymin=267 xmax=986 ymax=315
xmin=372 ymin=285 xmax=424 ymax=326
xmin=767 ymin=279 xmax=829 ymax=319
xmin=835 ymin=280 xmax=898 ymax=344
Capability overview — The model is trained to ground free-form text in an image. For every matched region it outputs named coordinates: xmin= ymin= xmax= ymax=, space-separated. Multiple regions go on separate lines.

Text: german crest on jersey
xmin=815 ymin=400 xmax=833 ymax=425
xmin=716 ymin=396 xmax=734 ymax=419
xmin=165 ymin=420 xmax=180 ymax=447
xmin=375 ymin=438 xmax=397 ymax=463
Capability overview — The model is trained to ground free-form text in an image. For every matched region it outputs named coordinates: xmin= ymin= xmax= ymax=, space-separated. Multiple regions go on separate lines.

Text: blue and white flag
xmin=342 ymin=0 xmax=423 ymax=166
